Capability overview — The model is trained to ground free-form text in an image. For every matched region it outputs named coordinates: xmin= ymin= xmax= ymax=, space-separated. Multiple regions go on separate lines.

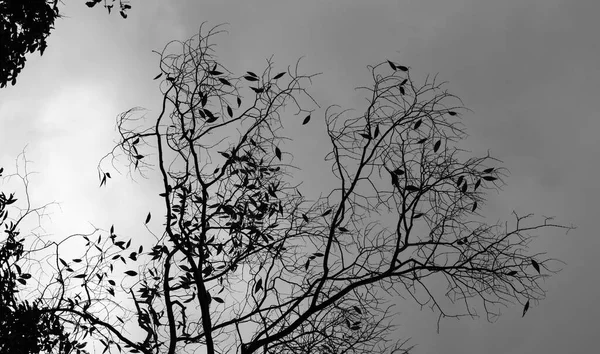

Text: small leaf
xmin=417 ymin=138 xmax=427 ymax=144
xmin=399 ymin=86 xmax=406 ymax=95
xmin=108 ymin=279 xmax=115 ymax=286
xmin=433 ymin=140 xmax=441 ymax=152
xmin=273 ymin=72 xmax=286 ymax=80
xmin=302 ymin=115 xmax=311 ymax=125
xmin=522 ymin=300 xmax=530 ymax=317
xmin=275 ymin=147 xmax=282 ymax=161
xmin=413 ymin=119 xmax=422 ymax=130
xmin=209 ymin=70 xmax=223 ymax=76
xmin=474 ymin=179 xmax=481 ymax=191
xmin=397 ymin=65 xmax=409 ymax=72
xmin=227 ymin=105 xmax=233 ymax=117
xmin=353 ymin=305 xmax=362 ymax=314
xmin=456 ymin=176 xmax=464 ymax=187
xmin=17 ymin=279 xmax=26 ymax=285
xmin=400 ymin=78 xmax=408 ymax=85
xmin=482 ymin=176 xmax=497 ymax=181
xmin=393 ymin=168 xmax=404 ymax=175
xmin=483 ymin=167 xmax=494 ymax=173
xmin=338 ymin=227 xmax=349 ymax=232
xmin=20 ymin=273 xmax=31 ymax=279
xmin=322 ymin=209 xmax=332 ymax=217
xmin=387 ymin=60 xmax=397 ymax=70
xmin=219 ymin=78 xmax=231 ymax=86
xmin=213 ymin=297 xmax=225 ymax=304
xmin=448 ymin=111 xmax=457 ymax=116
xmin=255 ymin=278 xmax=263 ymax=293
xmin=461 ymin=182 xmax=468 ymax=193
xmin=507 ymin=270 xmax=518 ymax=276
xmin=120 ymin=10 xmax=127 ymax=19
xmin=153 ymin=73 xmax=162 ymax=80
xmin=145 ymin=212 xmax=151 ymax=224
xmin=237 ymin=96 xmax=242 ymax=107
xmin=374 ymin=125 xmax=380 ymax=138
xmin=305 ymin=260 xmax=310 ymax=270
xmin=244 ymin=76 xmax=259 ymax=82
xmin=413 ymin=213 xmax=424 ymax=219
xmin=314 ymin=252 xmax=324 ymax=257
xmin=110 ymin=225 xmax=114 ymax=234
xmin=531 ymin=259 xmax=540 ymax=274
xmin=360 ymin=133 xmax=371 ymax=139
xmin=471 ymin=201 xmax=478 ymax=212
xmin=74 ymin=274 xmax=87 ymax=279
xmin=247 ymin=71 xmax=258 ymax=78
xmin=85 ymin=1 xmax=96 ymax=7
xmin=302 ymin=214 xmax=309 ymax=223
xmin=72 ymin=259 xmax=82 ymax=263
xmin=405 ymin=185 xmax=419 ymax=192
xmin=124 ymin=270 xmax=137 ymax=276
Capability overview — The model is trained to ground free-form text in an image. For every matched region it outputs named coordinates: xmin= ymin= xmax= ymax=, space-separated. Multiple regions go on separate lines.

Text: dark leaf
xmin=413 ymin=119 xmax=422 ymax=130
xmin=237 ymin=96 xmax=242 ymax=107
xmin=393 ymin=168 xmax=405 ymax=175
xmin=213 ymin=297 xmax=224 ymax=304
xmin=273 ymin=72 xmax=286 ymax=79
xmin=209 ymin=70 xmax=223 ymax=76
xmin=474 ymin=179 xmax=481 ymax=191
xmin=531 ymin=259 xmax=540 ymax=274
xmin=59 ymin=258 xmax=68 ymax=267
xmin=338 ymin=227 xmax=349 ymax=232
xmin=456 ymin=176 xmax=464 ymax=187
xmin=433 ymin=140 xmax=441 ymax=152
xmin=387 ymin=60 xmax=397 ymax=70
xmin=120 ymin=11 xmax=127 ymax=19
xmin=482 ymin=176 xmax=497 ymax=181
xmin=206 ymin=116 xmax=218 ymax=123
xmin=522 ymin=300 xmax=530 ymax=317
xmin=405 ymin=185 xmax=419 ymax=192
xmin=413 ymin=213 xmax=424 ymax=219
xmin=353 ymin=305 xmax=362 ymax=314
xmin=72 ymin=258 xmax=82 ymax=263
xmin=305 ymin=260 xmax=310 ymax=270
xmin=322 ymin=209 xmax=332 ymax=217
xmin=374 ymin=125 xmax=380 ymax=138
xmin=219 ymin=78 xmax=231 ymax=86
xmin=399 ymin=86 xmax=405 ymax=95
xmin=275 ymin=147 xmax=282 ymax=161
xmin=448 ymin=111 xmax=457 ymax=116
xmin=400 ymin=78 xmax=408 ymax=85
xmin=202 ymin=95 xmax=208 ymax=107
xmin=74 ymin=274 xmax=86 ymax=279
xmin=302 ymin=115 xmax=311 ymax=125
xmin=124 ymin=270 xmax=137 ymax=276
xmin=360 ymin=133 xmax=371 ymax=139
xmin=483 ymin=167 xmax=494 ymax=173
xmin=244 ymin=76 xmax=259 ymax=82
xmin=397 ymin=65 xmax=409 ymax=72
xmin=417 ymin=138 xmax=427 ymax=144
xmin=461 ymin=182 xmax=468 ymax=193
xmin=507 ymin=270 xmax=518 ymax=276
xmin=108 ymin=279 xmax=115 ymax=286
xmin=247 ymin=71 xmax=258 ymax=78
xmin=302 ymin=214 xmax=309 ymax=223
xmin=255 ymin=278 xmax=263 ymax=293
xmin=153 ymin=73 xmax=162 ymax=80
xmin=472 ymin=201 xmax=478 ymax=212
xmin=20 ymin=273 xmax=31 ymax=279
xmin=85 ymin=1 xmax=96 ymax=7
xmin=110 ymin=225 xmax=114 ymax=234
xmin=17 ymin=278 xmax=26 ymax=285
xmin=314 ymin=252 xmax=324 ymax=257
xmin=145 ymin=212 xmax=151 ymax=224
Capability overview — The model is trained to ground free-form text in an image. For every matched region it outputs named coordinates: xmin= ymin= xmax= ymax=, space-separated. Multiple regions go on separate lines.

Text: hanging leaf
xmin=85 ymin=1 xmax=96 ymax=8
xmin=303 ymin=115 xmax=311 ymax=125
xmin=417 ymin=138 xmax=427 ymax=144
xmin=201 ymin=94 xmax=208 ymax=107
xmin=273 ymin=72 xmax=286 ymax=80
xmin=483 ymin=167 xmax=494 ymax=173
xmin=353 ymin=306 xmax=362 ymax=314
xmin=72 ymin=259 xmax=82 ymax=263
xmin=110 ymin=225 xmax=114 ymax=234
xmin=322 ymin=209 xmax=332 ymax=217
xmin=522 ymin=300 xmax=530 ymax=317
xmin=209 ymin=70 xmax=223 ymax=76
xmin=237 ymin=96 xmax=242 ymax=107
xmin=247 ymin=71 xmax=258 ymax=78
xmin=302 ymin=214 xmax=309 ymax=223
xmin=393 ymin=168 xmax=404 ymax=175
xmin=360 ymin=133 xmax=371 ymax=139
xmin=255 ymin=278 xmax=263 ymax=293
xmin=397 ymin=65 xmax=409 ymax=72
xmin=275 ymin=147 xmax=282 ymax=161
xmin=531 ymin=259 xmax=540 ymax=274
xmin=145 ymin=212 xmax=151 ymax=224
xmin=433 ymin=140 xmax=441 ymax=152
xmin=413 ymin=119 xmax=422 ymax=130
xmin=227 ymin=105 xmax=233 ymax=117
xmin=387 ymin=60 xmax=397 ymax=70
xmin=448 ymin=111 xmax=457 ymax=116
xmin=124 ymin=270 xmax=137 ymax=276
xmin=244 ymin=76 xmax=259 ymax=82
xmin=305 ymin=260 xmax=310 ymax=270
xmin=400 ymin=78 xmax=408 ymax=86
xmin=461 ymin=182 xmax=468 ymax=193
xmin=482 ymin=176 xmax=497 ymax=181
xmin=314 ymin=252 xmax=324 ymax=257
xmin=74 ymin=274 xmax=87 ymax=279
xmin=413 ymin=213 xmax=424 ymax=219
xmin=213 ymin=297 xmax=225 ymax=304
xmin=153 ymin=73 xmax=162 ymax=80
xmin=338 ymin=227 xmax=349 ymax=232
xmin=474 ymin=179 xmax=481 ymax=191
xmin=374 ymin=125 xmax=380 ymax=138
xmin=456 ymin=176 xmax=464 ymax=187
xmin=471 ymin=201 xmax=478 ymax=212
xmin=507 ymin=270 xmax=518 ymax=276
xmin=219 ymin=78 xmax=231 ymax=86
xmin=399 ymin=86 xmax=405 ymax=95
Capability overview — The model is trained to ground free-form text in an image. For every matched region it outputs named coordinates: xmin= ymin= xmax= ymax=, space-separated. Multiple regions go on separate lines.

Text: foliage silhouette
xmin=0 ymin=0 xmax=131 ymax=88
xmin=8 ymin=24 xmax=574 ymax=354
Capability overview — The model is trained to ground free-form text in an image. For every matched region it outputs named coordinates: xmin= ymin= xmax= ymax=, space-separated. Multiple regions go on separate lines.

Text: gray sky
xmin=0 ymin=1 xmax=598 ymax=353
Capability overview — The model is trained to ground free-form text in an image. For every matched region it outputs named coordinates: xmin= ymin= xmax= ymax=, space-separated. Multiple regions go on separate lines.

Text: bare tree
xmin=21 ymin=24 xmax=573 ymax=354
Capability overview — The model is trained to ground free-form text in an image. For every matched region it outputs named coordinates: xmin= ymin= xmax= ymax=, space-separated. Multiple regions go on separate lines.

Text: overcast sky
xmin=0 ymin=1 xmax=598 ymax=353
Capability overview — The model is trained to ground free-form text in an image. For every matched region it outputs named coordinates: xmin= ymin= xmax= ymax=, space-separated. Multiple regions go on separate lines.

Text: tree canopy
xmin=0 ymin=24 xmax=573 ymax=354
